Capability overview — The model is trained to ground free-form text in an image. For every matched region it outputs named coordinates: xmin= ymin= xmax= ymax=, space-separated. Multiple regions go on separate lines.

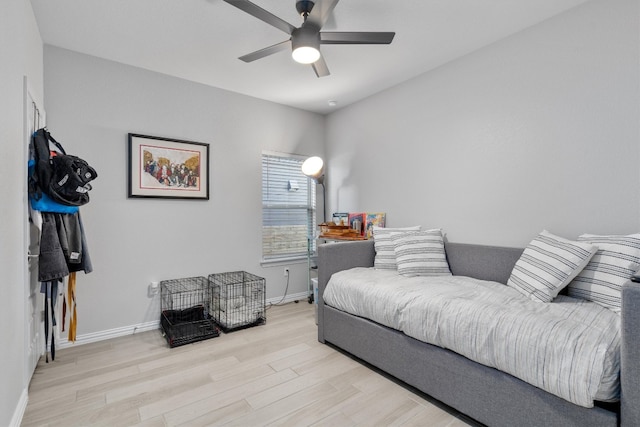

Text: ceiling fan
xmin=223 ymin=0 xmax=395 ymax=77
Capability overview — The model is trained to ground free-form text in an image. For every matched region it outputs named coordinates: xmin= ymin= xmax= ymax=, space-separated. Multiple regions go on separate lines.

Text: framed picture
xmin=128 ymin=133 xmax=209 ymax=200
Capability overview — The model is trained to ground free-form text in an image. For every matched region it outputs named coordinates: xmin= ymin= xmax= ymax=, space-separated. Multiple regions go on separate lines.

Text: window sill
xmin=260 ymin=256 xmax=309 ymax=267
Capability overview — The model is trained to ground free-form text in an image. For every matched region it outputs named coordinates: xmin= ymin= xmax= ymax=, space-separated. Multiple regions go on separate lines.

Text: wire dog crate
xmin=208 ymin=271 xmax=266 ymax=332
xmin=160 ymin=276 xmax=220 ymax=347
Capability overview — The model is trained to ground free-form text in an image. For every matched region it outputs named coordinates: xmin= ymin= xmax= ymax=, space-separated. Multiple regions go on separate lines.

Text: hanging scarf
xmin=68 ymin=272 xmax=77 ymax=342
xmin=42 ymin=280 xmax=59 ymax=362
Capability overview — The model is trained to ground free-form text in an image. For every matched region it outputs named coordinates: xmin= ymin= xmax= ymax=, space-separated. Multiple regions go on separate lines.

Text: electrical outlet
xmin=283 ymin=267 xmax=290 ymax=277
xmin=148 ymin=281 xmax=160 ymax=297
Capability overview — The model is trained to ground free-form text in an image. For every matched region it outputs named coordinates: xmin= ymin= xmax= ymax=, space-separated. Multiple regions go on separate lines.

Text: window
xmin=262 ymin=153 xmax=316 ymax=262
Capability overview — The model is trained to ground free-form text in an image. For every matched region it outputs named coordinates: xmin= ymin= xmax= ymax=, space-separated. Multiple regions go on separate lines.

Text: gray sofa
xmin=317 ymin=239 xmax=640 ymax=427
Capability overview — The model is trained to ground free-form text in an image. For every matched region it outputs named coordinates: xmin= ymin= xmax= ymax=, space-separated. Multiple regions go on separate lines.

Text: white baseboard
xmin=55 ymin=291 xmax=311 ymax=349
xmin=9 ymin=387 xmax=28 ymax=427
xmin=57 ymin=320 xmax=160 ymax=349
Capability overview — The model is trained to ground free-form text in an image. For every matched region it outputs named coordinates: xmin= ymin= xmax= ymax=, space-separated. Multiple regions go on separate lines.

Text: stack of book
xmin=321 ymin=212 xmax=386 ymax=240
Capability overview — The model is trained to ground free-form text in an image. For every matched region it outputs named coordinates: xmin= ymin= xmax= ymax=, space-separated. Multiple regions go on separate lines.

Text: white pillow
xmin=392 ymin=230 xmax=451 ymax=277
xmin=567 ymin=233 xmax=640 ymax=313
xmin=507 ymin=230 xmax=597 ymax=303
xmin=372 ymin=226 xmax=421 ymax=270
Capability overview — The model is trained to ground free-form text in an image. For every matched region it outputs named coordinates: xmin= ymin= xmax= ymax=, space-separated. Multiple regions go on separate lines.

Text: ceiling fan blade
xmin=320 ymin=31 xmax=395 ymax=44
xmin=305 ymin=0 xmax=339 ymax=30
xmin=223 ymin=0 xmax=296 ymax=35
xmin=239 ymin=40 xmax=291 ymax=62
xmin=311 ymin=54 xmax=330 ymax=78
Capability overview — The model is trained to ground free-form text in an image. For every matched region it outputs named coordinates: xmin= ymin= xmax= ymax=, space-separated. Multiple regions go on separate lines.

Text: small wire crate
xmin=208 ymin=271 xmax=266 ymax=332
xmin=160 ymin=276 xmax=220 ymax=347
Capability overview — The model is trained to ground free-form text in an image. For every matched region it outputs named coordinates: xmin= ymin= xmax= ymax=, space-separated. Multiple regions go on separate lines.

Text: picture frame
xmin=127 ymin=133 xmax=209 ymax=200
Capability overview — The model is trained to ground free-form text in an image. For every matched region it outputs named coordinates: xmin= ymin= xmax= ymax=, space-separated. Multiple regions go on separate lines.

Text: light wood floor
xmin=22 ymin=302 xmax=475 ymax=427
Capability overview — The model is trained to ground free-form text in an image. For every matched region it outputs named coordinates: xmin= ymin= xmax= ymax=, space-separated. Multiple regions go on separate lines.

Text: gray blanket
xmin=324 ymin=267 xmax=620 ymax=407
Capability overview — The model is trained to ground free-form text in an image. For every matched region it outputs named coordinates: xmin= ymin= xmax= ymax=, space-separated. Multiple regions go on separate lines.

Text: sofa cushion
xmin=392 ymin=230 xmax=451 ymax=277
xmin=372 ymin=226 xmax=421 ymax=270
xmin=568 ymin=233 xmax=640 ymax=313
xmin=507 ymin=230 xmax=597 ymax=302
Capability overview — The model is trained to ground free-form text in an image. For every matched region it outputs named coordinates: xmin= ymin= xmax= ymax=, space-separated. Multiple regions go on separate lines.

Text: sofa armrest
xmin=621 ymin=279 xmax=640 ymax=426
xmin=317 ymin=240 xmax=375 ymax=342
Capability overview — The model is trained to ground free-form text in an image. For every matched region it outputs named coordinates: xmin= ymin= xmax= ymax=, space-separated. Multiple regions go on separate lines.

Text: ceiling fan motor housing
xmin=292 ymin=25 xmax=321 ymax=51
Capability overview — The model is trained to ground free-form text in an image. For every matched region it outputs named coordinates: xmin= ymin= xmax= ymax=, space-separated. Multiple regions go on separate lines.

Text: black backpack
xmin=29 ymin=128 xmax=98 ymax=207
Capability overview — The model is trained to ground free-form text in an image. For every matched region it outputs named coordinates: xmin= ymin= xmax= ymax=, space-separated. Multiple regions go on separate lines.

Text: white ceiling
xmin=30 ymin=0 xmax=590 ymax=115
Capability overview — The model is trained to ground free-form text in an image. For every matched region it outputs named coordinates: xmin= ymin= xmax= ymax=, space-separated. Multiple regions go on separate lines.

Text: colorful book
xmin=332 ymin=212 xmax=349 ymax=226
xmin=365 ymin=213 xmax=386 ymax=239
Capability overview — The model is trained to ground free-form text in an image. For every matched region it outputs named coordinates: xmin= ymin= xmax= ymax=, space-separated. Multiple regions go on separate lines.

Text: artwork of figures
xmin=128 ymin=134 xmax=209 ymax=199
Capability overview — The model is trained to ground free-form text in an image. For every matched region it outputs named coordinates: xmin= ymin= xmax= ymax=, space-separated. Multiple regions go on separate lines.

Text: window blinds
xmin=262 ymin=153 xmax=316 ymax=260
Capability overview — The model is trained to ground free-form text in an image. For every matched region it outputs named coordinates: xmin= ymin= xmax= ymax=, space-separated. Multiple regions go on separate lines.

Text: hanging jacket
xmin=55 ymin=213 xmax=82 ymax=265
xmin=68 ymin=212 xmax=92 ymax=274
xmin=38 ymin=213 xmax=69 ymax=282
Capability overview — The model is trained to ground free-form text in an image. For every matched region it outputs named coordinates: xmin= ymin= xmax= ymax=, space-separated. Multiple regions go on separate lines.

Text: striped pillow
xmin=507 ymin=230 xmax=597 ymax=303
xmin=392 ymin=230 xmax=452 ymax=277
xmin=568 ymin=233 xmax=640 ymax=313
xmin=373 ymin=226 xmax=421 ymax=270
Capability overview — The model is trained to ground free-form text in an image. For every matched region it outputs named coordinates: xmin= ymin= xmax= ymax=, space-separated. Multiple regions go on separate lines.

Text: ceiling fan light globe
xmin=292 ymin=46 xmax=320 ymax=64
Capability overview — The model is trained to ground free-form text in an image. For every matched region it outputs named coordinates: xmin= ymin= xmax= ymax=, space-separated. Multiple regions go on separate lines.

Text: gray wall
xmin=0 ymin=0 xmax=43 ymax=425
xmin=326 ymin=0 xmax=640 ymax=247
xmin=44 ymin=46 xmax=325 ymax=337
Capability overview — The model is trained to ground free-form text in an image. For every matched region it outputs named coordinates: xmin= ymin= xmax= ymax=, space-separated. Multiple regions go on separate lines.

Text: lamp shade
xmin=301 ymin=156 xmax=324 ymax=181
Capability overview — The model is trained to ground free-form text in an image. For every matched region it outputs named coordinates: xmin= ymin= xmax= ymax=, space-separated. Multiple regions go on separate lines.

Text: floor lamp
xmin=301 ymin=156 xmax=326 ymax=223
xmin=302 ymin=156 xmax=325 ymax=304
